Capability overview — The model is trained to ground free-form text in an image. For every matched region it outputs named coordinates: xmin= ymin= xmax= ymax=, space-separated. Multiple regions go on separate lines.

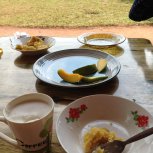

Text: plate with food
xmin=56 ymin=94 xmax=153 ymax=153
xmin=77 ymin=32 xmax=126 ymax=47
xmin=10 ymin=36 xmax=55 ymax=55
xmin=33 ymin=48 xmax=121 ymax=88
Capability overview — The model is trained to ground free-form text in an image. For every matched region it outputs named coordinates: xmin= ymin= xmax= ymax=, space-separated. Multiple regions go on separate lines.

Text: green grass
xmin=0 ymin=0 xmax=152 ymax=28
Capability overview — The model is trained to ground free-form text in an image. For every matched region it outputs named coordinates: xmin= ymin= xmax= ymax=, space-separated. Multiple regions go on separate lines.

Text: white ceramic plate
xmin=56 ymin=94 xmax=153 ymax=153
xmin=77 ymin=32 xmax=126 ymax=47
xmin=33 ymin=48 xmax=121 ymax=88
xmin=10 ymin=36 xmax=55 ymax=55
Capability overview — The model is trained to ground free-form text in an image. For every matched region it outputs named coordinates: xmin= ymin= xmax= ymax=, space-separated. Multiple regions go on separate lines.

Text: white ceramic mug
xmin=0 ymin=93 xmax=54 ymax=152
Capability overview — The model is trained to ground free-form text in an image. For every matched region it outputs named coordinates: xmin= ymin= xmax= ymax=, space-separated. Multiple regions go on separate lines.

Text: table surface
xmin=0 ymin=36 xmax=153 ymax=153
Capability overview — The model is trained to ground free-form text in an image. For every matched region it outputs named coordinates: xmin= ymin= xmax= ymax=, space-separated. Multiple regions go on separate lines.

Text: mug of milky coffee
xmin=0 ymin=93 xmax=54 ymax=152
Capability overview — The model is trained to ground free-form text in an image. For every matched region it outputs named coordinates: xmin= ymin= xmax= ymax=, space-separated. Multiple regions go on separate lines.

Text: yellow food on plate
xmin=57 ymin=69 xmax=108 ymax=84
xmin=86 ymin=34 xmax=113 ymax=41
xmin=97 ymin=58 xmax=107 ymax=72
xmin=15 ymin=36 xmax=49 ymax=51
xmin=83 ymin=127 xmax=121 ymax=153
xmin=58 ymin=69 xmax=83 ymax=83
xmin=0 ymin=48 xmax=3 ymax=57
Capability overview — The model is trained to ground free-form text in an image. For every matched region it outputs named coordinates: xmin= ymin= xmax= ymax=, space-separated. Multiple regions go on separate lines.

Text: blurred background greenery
xmin=0 ymin=0 xmax=152 ymax=28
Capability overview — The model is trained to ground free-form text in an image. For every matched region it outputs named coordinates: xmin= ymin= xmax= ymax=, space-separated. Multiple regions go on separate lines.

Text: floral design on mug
xmin=66 ymin=104 xmax=87 ymax=123
xmin=39 ymin=117 xmax=52 ymax=138
xmin=131 ymin=111 xmax=149 ymax=128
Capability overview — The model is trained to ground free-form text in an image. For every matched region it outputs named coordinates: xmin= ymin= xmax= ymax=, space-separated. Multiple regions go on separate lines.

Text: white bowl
xmin=10 ymin=36 xmax=55 ymax=55
xmin=56 ymin=94 xmax=153 ymax=153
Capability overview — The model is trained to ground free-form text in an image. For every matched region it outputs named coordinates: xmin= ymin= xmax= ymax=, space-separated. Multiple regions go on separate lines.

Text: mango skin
xmin=58 ymin=69 xmax=83 ymax=83
xmin=82 ymin=76 xmax=108 ymax=83
xmin=73 ymin=64 xmax=97 ymax=76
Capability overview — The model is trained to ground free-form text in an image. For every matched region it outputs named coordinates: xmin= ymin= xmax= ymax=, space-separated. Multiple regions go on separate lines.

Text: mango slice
xmin=73 ymin=64 xmax=97 ymax=76
xmin=58 ymin=69 xmax=108 ymax=84
xmin=0 ymin=48 xmax=3 ymax=57
xmin=82 ymin=76 xmax=108 ymax=83
xmin=97 ymin=58 xmax=107 ymax=72
xmin=58 ymin=69 xmax=83 ymax=83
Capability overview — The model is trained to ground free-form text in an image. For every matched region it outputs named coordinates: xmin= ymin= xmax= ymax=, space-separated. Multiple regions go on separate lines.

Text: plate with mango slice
xmin=33 ymin=48 xmax=121 ymax=88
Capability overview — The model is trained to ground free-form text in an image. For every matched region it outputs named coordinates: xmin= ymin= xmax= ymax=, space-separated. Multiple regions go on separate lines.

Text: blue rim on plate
xmin=33 ymin=48 xmax=121 ymax=88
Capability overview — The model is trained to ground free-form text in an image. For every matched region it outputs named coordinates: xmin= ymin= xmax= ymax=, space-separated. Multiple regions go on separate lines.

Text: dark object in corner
xmin=129 ymin=0 xmax=153 ymax=21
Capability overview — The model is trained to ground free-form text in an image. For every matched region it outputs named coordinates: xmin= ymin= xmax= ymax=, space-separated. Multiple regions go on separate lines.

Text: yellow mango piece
xmin=0 ymin=48 xmax=3 ymax=57
xmin=97 ymin=58 xmax=107 ymax=72
xmin=58 ymin=69 xmax=83 ymax=83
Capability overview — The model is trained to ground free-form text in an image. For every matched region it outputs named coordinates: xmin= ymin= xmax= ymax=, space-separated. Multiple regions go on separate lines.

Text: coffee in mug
xmin=0 ymin=93 xmax=54 ymax=152
xmin=7 ymin=100 xmax=51 ymax=123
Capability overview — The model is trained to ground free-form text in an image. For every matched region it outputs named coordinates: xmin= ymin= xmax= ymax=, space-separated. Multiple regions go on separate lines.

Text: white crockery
xmin=56 ymin=94 xmax=153 ymax=153
xmin=10 ymin=36 xmax=55 ymax=55
xmin=77 ymin=32 xmax=126 ymax=47
xmin=0 ymin=93 xmax=54 ymax=152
